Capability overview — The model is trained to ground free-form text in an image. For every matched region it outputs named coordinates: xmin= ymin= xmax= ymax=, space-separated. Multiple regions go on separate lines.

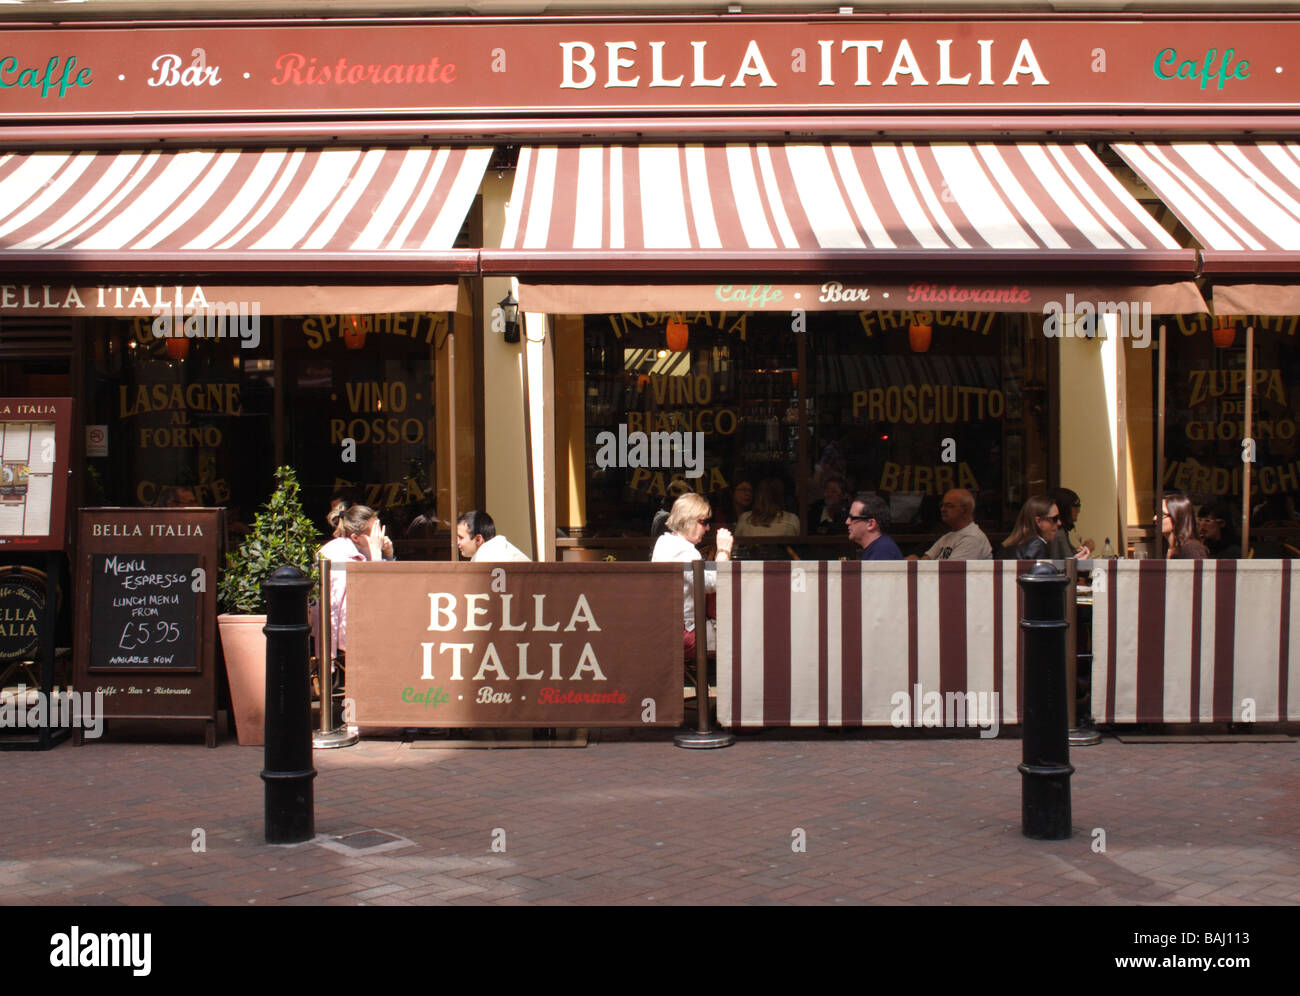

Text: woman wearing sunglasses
xmin=652 ymin=492 xmax=734 ymax=660
xmin=998 ymin=495 xmax=1085 ymax=560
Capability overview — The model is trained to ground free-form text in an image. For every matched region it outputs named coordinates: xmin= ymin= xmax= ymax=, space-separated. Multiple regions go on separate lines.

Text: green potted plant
xmin=217 ymin=466 xmax=321 ymax=746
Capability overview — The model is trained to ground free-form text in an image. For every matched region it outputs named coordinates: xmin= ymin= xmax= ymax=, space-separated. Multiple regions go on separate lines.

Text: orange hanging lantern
xmin=343 ymin=315 xmax=368 ymax=350
xmin=165 ymin=336 xmax=190 ymax=361
xmin=1211 ymin=318 xmax=1236 ymax=349
xmin=664 ymin=317 xmax=690 ymax=353
xmin=908 ymin=323 xmax=932 ymax=353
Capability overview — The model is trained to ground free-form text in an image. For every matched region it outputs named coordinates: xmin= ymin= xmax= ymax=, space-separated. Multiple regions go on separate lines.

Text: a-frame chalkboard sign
xmin=74 ymin=507 xmax=223 ymax=747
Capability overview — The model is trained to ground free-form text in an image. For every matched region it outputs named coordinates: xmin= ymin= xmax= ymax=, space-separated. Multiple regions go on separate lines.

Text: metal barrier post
xmin=262 ymin=565 xmax=316 ymax=844
xmin=1068 ymin=558 xmax=1101 ymax=747
xmin=313 ymin=555 xmax=357 ymax=749
xmin=674 ymin=560 xmax=734 ymax=749
xmin=1017 ymin=561 xmax=1074 ymax=840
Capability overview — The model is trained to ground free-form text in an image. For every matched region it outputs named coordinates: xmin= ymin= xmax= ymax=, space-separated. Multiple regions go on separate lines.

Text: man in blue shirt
xmin=848 ymin=493 xmax=904 ymax=561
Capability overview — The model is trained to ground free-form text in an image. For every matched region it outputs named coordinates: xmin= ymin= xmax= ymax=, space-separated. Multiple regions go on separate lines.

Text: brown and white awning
xmin=484 ymin=142 xmax=1204 ymax=314
xmin=0 ymin=146 xmax=491 ymax=314
xmin=1113 ymin=141 xmax=1300 ymax=315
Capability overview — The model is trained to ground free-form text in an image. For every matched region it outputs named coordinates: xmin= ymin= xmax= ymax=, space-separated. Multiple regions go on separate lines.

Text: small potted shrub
xmin=217 ymin=466 xmax=321 ymax=745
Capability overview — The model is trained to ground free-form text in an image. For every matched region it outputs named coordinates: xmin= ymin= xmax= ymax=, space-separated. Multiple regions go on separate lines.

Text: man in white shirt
xmin=456 ymin=510 xmax=530 ymax=562
xmin=915 ymin=488 xmax=992 ymax=561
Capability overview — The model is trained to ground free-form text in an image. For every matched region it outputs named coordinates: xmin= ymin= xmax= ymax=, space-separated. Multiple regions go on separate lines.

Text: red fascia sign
xmin=0 ymin=17 xmax=1296 ymax=120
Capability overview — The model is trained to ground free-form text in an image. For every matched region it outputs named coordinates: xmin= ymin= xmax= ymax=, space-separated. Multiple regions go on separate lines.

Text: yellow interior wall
xmin=1058 ymin=333 xmax=1121 ymax=552
xmin=553 ymin=314 xmax=587 ymax=531
xmin=434 ymin=306 xmax=477 ymax=546
xmin=479 ymin=170 xmax=534 ymax=559
xmin=1125 ymin=334 xmax=1156 ymax=535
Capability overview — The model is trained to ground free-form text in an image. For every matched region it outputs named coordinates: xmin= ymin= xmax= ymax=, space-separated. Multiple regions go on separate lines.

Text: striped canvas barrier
xmin=715 ymin=561 xmax=1028 ymax=729
xmin=1091 ymin=560 xmax=1299 ymax=724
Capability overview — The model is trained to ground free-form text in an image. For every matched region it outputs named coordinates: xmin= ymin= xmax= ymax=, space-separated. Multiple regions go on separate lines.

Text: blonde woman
xmin=652 ymin=492 xmax=733 ymax=659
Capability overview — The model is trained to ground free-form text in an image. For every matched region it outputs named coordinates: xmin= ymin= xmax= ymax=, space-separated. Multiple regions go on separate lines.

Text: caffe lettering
xmin=0 ymin=54 xmax=92 ymax=98
xmin=1153 ymin=46 xmax=1249 ymax=90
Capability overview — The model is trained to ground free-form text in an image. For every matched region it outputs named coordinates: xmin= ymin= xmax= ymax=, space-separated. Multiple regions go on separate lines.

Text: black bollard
xmin=261 ymin=565 xmax=316 ymax=844
xmin=1017 ymin=561 xmax=1074 ymax=840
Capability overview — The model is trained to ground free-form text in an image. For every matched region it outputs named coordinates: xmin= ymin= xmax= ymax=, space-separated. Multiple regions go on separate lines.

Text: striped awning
xmin=0 ymin=147 xmax=491 ymax=313
xmin=1114 ymin=142 xmax=1300 ymax=314
xmin=485 ymin=142 xmax=1204 ymax=314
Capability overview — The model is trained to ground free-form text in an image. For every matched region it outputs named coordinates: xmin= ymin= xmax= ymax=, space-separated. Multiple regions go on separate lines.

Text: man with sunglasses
xmin=847 ymin=493 xmax=903 ymax=561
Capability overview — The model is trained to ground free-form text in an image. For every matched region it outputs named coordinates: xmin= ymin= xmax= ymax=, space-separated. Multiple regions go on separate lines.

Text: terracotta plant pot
xmin=218 ymin=613 xmax=267 ymax=746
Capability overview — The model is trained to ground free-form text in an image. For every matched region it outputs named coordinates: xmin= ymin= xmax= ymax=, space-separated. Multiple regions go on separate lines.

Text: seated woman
xmin=998 ymin=495 xmax=1078 ymax=560
xmin=736 ymin=478 xmax=799 ymax=537
xmin=1047 ymin=487 xmax=1095 ymax=559
xmin=1162 ymin=492 xmax=1209 ymax=559
xmin=318 ymin=503 xmax=392 ymax=659
xmin=651 ymin=492 xmax=734 ymax=660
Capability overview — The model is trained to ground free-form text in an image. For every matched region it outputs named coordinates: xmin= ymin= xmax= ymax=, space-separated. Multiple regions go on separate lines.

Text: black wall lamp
xmin=498 ymin=291 xmax=520 ymax=343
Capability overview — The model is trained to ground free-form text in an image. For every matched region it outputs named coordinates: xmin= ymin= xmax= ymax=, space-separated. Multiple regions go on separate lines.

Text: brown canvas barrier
xmin=345 ymin=562 xmax=684 ymax=727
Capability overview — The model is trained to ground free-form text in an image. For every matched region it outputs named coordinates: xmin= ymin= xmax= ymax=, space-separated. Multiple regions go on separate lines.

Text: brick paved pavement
xmin=1 ymin=725 xmax=1297 ymax=905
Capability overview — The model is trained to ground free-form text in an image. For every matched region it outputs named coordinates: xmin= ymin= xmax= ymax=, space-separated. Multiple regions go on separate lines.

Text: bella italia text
xmin=420 ymin=590 xmax=606 ymax=683
xmin=559 ymin=37 xmax=1049 ymax=89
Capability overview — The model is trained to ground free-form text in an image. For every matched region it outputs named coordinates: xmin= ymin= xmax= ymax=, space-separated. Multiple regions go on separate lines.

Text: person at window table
xmin=652 ymin=492 xmax=733 ymax=660
xmin=328 ymin=495 xmax=391 ymax=558
xmin=1047 ymin=487 xmax=1095 ymax=559
xmin=735 ymin=478 xmax=799 ymax=538
xmin=318 ymin=504 xmax=392 ymax=658
xmin=910 ymin=488 xmax=992 ymax=561
xmin=1197 ymin=500 xmax=1241 ymax=559
xmin=456 ymin=510 xmax=530 ymax=562
xmin=1162 ymin=492 xmax=1210 ymax=559
xmin=847 ymin=493 xmax=903 ymax=561
xmin=809 ymin=475 xmax=851 ymax=535
xmin=997 ymin=496 xmax=1090 ymax=561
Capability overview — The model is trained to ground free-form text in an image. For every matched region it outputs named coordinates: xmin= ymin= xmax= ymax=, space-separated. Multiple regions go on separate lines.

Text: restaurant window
xmin=84 ymin=311 xmax=449 ymax=551
xmin=85 ymin=316 xmax=273 ymax=521
xmin=1161 ymin=314 xmax=1300 ymax=557
xmin=570 ymin=309 xmax=1050 ymax=555
xmin=281 ymin=312 xmax=445 ymax=549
